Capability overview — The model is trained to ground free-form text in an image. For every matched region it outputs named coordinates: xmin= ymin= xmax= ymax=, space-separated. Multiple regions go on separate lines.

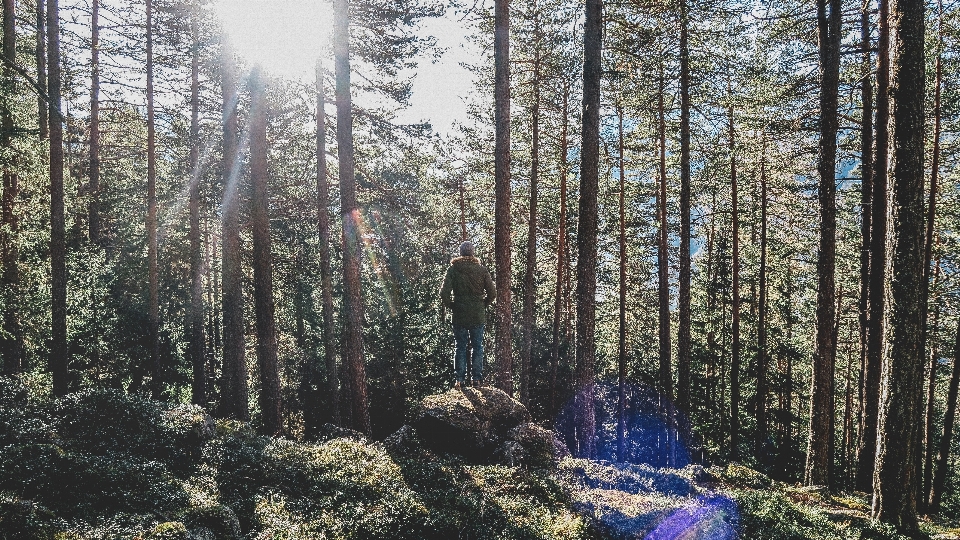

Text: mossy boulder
xmin=413 ymin=387 xmax=568 ymax=466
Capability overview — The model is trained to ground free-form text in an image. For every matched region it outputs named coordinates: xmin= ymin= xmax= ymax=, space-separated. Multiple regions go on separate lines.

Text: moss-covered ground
xmin=0 ymin=380 xmax=955 ymax=539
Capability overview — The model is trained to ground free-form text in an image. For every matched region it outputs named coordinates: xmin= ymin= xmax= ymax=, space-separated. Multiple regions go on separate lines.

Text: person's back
xmin=439 ymin=241 xmax=495 ymax=388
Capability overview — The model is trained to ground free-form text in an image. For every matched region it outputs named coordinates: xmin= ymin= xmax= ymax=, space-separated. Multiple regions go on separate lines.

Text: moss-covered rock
xmin=415 ymin=387 xmax=534 ymax=463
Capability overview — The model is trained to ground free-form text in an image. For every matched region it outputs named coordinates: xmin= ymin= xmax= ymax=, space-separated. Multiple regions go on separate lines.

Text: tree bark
xmin=857 ymin=0 xmax=890 ymax=492
xmin=857 ymin=3 xmax=874 ymax=470
xmin=493 ymin=0 xmax=513 ymax=395
xmin=872 ymin=0 xmax=925 ymax=527
xmin=334 ymin=0 xmax=370 ymax=434
xmin=805 ymin=0 xmax=841 ymax=488
xmin=918 ymin=4 xmax=942 ymax=511
xmin=315 ymin=62 xmax=339 ymax=429
xmin=575 ymin=0 xmax=602 ymax=459
xmin=550 ymin=83 xmax=569 ymax=418
xmin=187 ymin=8 xmax=205 ymax=405
xmin=657 ymin=75 xmax=670 ymax=403
xmin=755 ymin=139 xmax=769 ymax=457
xmin=1 ymin=0 xmax=23 ymax=375
xmin=929 ymin=320 xmax=960 ymax=513
xmin=922 ymin=264 xmax=940 ymax=508
xmin=249 ymin=67 xmax=282 ymax=436
xmin=728 ymin=99 xmax=741 ymax=461
xmin=219 ymin=39 xmax=249 ymax=421
xmin=520 ymin=52 xmax=540 ymax=406
xmin=146 ymin=0 xmax=161 ymax=394
xmin=617 ymin=103 xmax=627 ymax=463
xmin=676 ymin=0 xmax=692 ymax=416
xmin=47 ymin=0 xmax=67 ymax=396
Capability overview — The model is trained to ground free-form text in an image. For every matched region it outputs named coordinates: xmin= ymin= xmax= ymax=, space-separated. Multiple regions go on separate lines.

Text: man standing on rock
xmin=439 ymin=241 xmax=496 ymax=389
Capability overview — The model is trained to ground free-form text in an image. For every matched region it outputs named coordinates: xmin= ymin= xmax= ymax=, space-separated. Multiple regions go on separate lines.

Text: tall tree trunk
xmin=616 ymin=103 xmax=627 ymax=463
xmin=922 ymin=264 xmax=940 ymax=508
xmin=249 ymin=67 xmax=282 ymax=436
xmin=575 ymin=0 xmax=602 ymax=459
xmin=550 ymin=83 xmax=569 ymax=418
xmin=873 ymin=0 xmax=925 ymax=527
xmin=857 ymin=1 xmax=874 ymax=465
xmin=656 ymin=72 xmax=672 ymax=466
xmin=334 ymin=0 xmax=370 ymax=434
xmin=520 ymin=52 xmax=540 ymax=406
xmin=48 ymin=0 xmax=67 ymax=396
xmin=930 ymin=320 xmax=960 ymax=513
xmin=187 ymin=10 xmax=205 ymax=405
xmin=219 ymin=39 xmax=248 ymax=421
xmin=36 ymin=0 xmax=46 ymax=140
xmin=755 ymin=140 xmax=769 ymax=457
xmin=676 ymin=0 xmax=692 ymax=415
xmin=1 ymin=0 xmax=23 ymax=375
xmin=728 ymin=98 xmax=741 ymax=461
xmin=656 ymin=73 xmax=670 ymax=403
xmin=146 ymin=0 xmax=160 ymax=394
xmin=805 ymin=0 xmax=841 ymax=488
xmin=918 ymin=3 xmax=942 ymax=511
xmin=315 ymin=62 xmax=339 ymax=428
xmin=493 ymin=0 xmax=512 ymax=395
xmin=857 ymin=0 xmax=890 ymax=492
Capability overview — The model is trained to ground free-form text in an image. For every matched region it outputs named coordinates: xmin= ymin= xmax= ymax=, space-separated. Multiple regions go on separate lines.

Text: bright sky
xmin=214 ymin=0 xmax=476 ymax=136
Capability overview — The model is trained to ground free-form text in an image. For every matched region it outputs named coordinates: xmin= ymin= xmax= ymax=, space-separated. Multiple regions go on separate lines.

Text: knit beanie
xmin=459 ymin=241 xmax=475 ymax=257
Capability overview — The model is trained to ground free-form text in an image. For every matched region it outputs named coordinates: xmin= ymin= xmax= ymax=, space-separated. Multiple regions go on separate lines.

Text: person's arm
xmin=484 ymin=268 xmax=496 ymax=305
xmin=440 ymin=267 xmax=455 ymax=308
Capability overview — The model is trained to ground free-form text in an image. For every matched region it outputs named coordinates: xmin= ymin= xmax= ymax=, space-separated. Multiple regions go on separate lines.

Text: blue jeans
xmin=454 ymin=325 xmax=484 ymax=383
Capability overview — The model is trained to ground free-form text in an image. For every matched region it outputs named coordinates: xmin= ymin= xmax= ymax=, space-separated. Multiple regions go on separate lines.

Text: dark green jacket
xmin=439 ymin=256 xmax=496 ymax=327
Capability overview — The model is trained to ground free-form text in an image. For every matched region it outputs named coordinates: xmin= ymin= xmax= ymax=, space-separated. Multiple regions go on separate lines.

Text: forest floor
xmin=0 ymin=377 xmax=956 ymax=540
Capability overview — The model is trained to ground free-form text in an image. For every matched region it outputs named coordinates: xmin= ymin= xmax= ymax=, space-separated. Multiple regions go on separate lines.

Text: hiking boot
xmin=453 ymin=381 xmax=462 ymax=390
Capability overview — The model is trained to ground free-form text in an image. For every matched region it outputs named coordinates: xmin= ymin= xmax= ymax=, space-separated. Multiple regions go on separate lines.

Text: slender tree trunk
xmin=930 ymin=320 xmax=960 ymax=513
xmin=575 ymin=0 xmax=602 ymax=459
xmin=334 ymin=0 xmax=370 ymax=434
xmin=315 ymin=62 xmax=339 ymax=428
xmin=1 ymin=0 xmax=23 ymax=375
xmin=146 ymin=0 xmax=161 ymax=394
xmin=87 ymin=0 xmax=101 ymax=244
xmin=520 ymin=53 xmax=540 ymax=406
xmin=857 ymin=2 xmax=874 ymax=467
xmin=918 ymin=4 xmax=942 ymax=511
xmin=550 ymin=83 xmax=569 ymax=418
xmin=493 ymin=0 xmax=512 ymax=395
xmin=186 ymin=9 xmax=205 ymax=405
xmin=806 ymin=0 xmax=841 ymax=488
xmin=219 ymin=39 xmax=248 ymax=421
xmin=843 ymin=320 xmax=855 ymax=489
xmin=656 ymin=73 xmax=672 ymax=466
xmin=676 ymin=0 xmax=692 ymax=415
xmin=47 ymin=0 xmax=67 ymax=395
xmin=857 ymin=0 xmax=890 ymax=492
xmin=616 ymin=103 xmax=627 ymax=463
xmin=872 ymin=0 xmax=925 ymax=527
xmin=922 ymin=264 xmax=940 ymax=508
xmin=36 ymin=0 xmax=46 ymax=140
xmin=755 ymin=140 xmax=769 ymax=457
xmin=249 ymin=67 xmax=282 ymax=436
xmin=728 ymin=99 xmax=741 ymax=461
xmin=657 ymin=74 xmax=670 ymax=402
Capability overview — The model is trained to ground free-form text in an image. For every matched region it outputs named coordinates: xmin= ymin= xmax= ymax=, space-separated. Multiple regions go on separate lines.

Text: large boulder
xmin=414 ymin=386 xmax=563 ymax=465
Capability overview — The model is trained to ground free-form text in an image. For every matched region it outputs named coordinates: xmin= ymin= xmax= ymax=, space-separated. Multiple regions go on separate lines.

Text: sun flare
xmin=215 ymin=0 xmax=331 ymax=80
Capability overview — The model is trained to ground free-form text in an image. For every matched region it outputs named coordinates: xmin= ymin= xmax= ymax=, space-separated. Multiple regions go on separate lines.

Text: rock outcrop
xmin=397 ymin=386 xmax=564 ymax=467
